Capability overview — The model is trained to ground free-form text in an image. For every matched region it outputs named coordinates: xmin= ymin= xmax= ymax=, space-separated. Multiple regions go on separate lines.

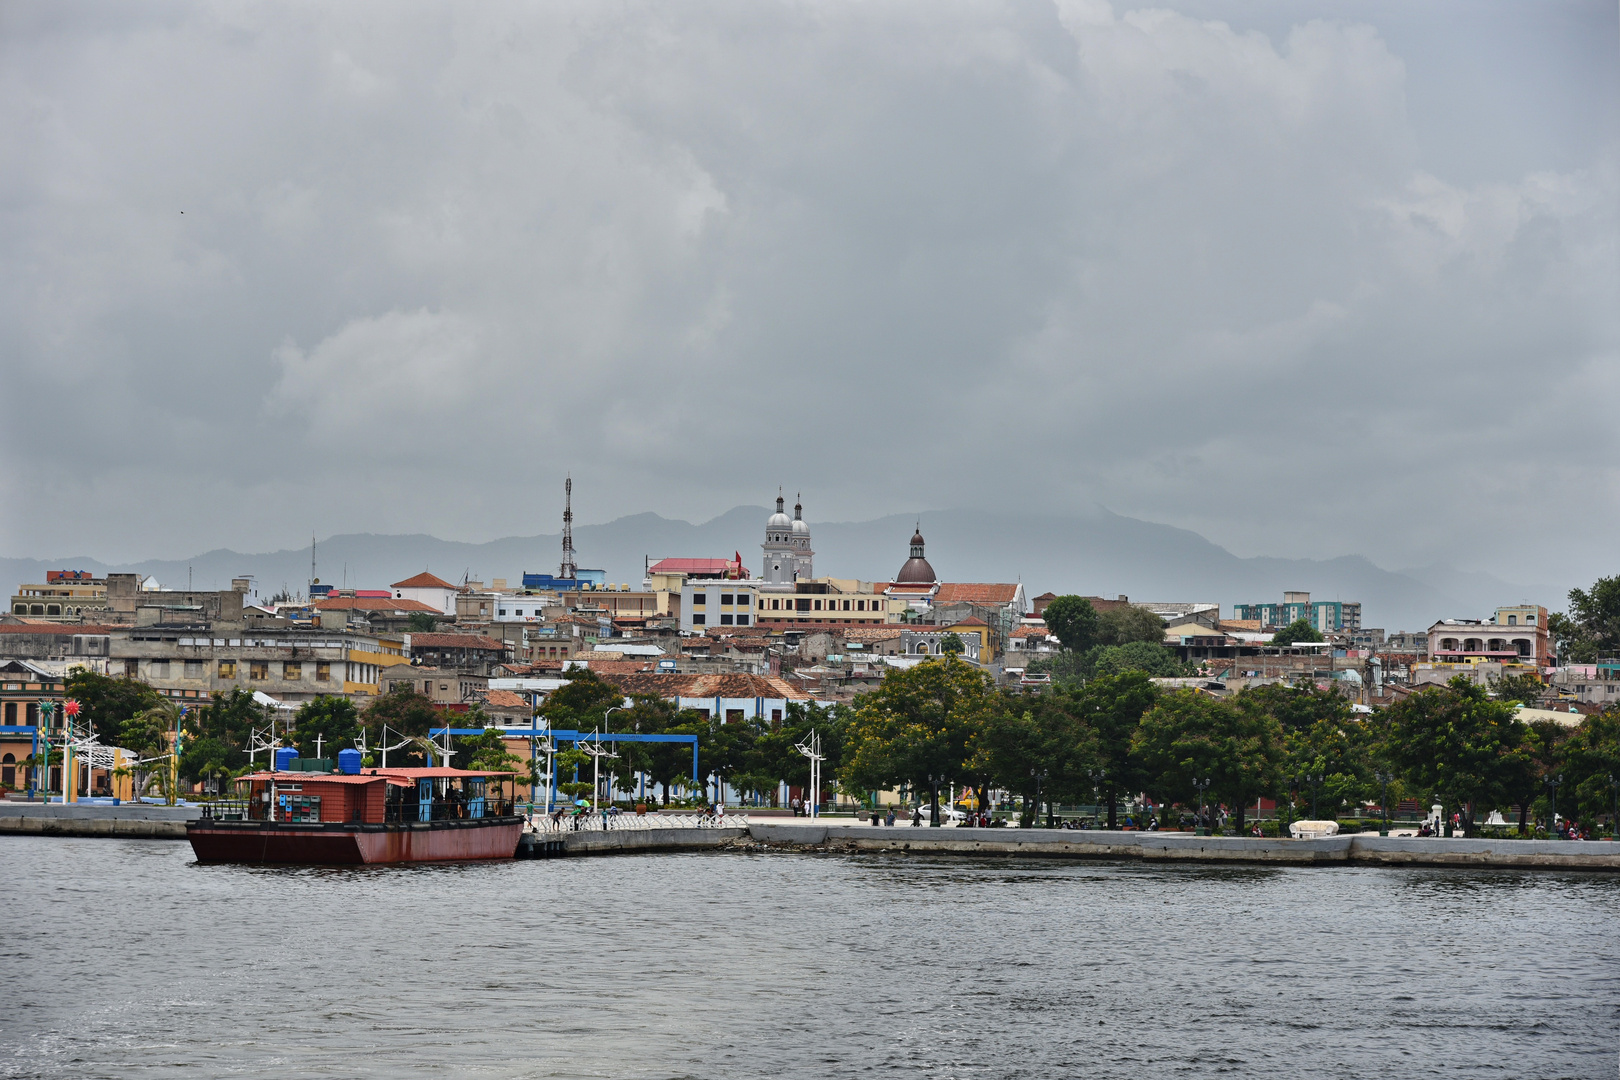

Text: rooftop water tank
xmin=337 ymin=748 xmax=362 ymax=775
xmin=274 ymin=747 xmax=298 ymax=772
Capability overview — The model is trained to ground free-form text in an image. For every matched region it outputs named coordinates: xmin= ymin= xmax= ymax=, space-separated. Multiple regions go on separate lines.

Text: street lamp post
xmin=1192 ymin=777 xmax=1211 ymax=836
xmin=1546 ymin=773 xmax=1564 ymax=839
xmin=1089 ymin=768 xmax=1110 ymax=830
xmin=1375 ymin=771 xmax=1391 ymax=836
xmin=1030 ymin=768 xmax=1049 ymax=828
xmin=928 ymin=772 xmax=943 ymax=827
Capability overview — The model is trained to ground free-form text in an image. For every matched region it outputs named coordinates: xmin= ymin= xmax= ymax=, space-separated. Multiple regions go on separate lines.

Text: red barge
xmin=187 ymin=766 xmax=524 ymax=865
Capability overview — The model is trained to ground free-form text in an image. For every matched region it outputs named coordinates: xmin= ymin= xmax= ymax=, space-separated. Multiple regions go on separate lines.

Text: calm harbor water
xmin=0 ymin=837 xmax=1615 ymax=1079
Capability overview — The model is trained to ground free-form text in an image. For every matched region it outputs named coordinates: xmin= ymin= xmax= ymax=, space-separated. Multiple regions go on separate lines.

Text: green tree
xmin=1271 ymin=618 xmax=1324 ymax=647
xmin=1549 ymin=576 xmax=1620 ymax=663
xmin=124 ymin=699 xmax=180 ymax=801
xmin=1042 ymin=596 xmax=1100 ymax=652
xmin=177 ymin=688 xmax=269 ymax=789
xmin=292 ymin=696 xmax=361 ymax=759
xmin=1380 ymin=676 xmax=1527 ymax=836
xmin=1561 ymin=708 xmax=1620 ymax=832
xmin=1235 ymin=684 xmax=1369 ymax=820
xmin=361 ymin=685 xmax=440 ymax=766
xmin=64 ymin=670 xmax=162 ymax=748
xmin=1096 ymin=605 xmax=1168 ymax=646
xmin=1133 ymin=690 xmax=1285 ymax=833
xmin=541 ymin=668 xmax=624 ymax=731
xmin=939 ymin=632 xmax=965 ymax=657
xmin=1063 ymin=671 xmax=1159 ymax=828
xmin=455 ymin=728 xmax=539 ymax=786
xmin=842 ymin=657 xmax=1005 ymax=825
xmin=1489 ymin=672 xmax=1547 ymax=708
xmin=1092 ymin=641 xmax=1188 ymax=678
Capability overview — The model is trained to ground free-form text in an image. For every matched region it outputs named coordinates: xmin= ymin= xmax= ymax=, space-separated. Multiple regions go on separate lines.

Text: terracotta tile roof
xmin=934 ymin=583 xmax=1021 ymax=604
xmin=392 ymin=572 xmax=458 ymax=590
xmin=585 ymin=659 xmax=656 ymax=674
xmin=315 ymin=596 xmax=441 ymax=613
xmin=499 ymin=661 xmax=564 ymax=675
xmin=594 ymin=671 xmax=811 ymax=701
xmin=1011 ymin=625 xmax=1054 ymax=638
xmin=948 ymin=616 xmax=989 ymax=627
xmin=483 ymin=690 xmax=531 ymax=710
xmin=1219 ymin=620 xmax=1263 ymax=632
xmin=408 ymin=633 xmax=507 ymax=651
xmin=841 ymin=627 xmax=903 ymax=641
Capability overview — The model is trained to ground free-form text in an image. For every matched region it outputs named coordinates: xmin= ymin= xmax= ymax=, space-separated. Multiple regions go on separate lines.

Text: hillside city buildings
xmin=1 ymin=486 xmax=1608 ymax=799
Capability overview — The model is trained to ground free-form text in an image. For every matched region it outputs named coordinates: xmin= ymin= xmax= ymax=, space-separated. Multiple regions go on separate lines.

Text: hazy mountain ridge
xmin=0 ymin=507 xmax=1555 ymax=632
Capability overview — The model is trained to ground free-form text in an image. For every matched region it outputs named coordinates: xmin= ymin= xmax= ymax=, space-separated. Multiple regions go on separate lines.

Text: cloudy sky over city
xmin=3 ymin=0 xmax=1615 ymax=584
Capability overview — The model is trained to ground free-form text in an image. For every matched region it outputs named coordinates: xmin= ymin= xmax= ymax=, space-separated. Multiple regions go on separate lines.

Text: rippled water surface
xmin=1 ymin=837 xmax=1616 ymax=1078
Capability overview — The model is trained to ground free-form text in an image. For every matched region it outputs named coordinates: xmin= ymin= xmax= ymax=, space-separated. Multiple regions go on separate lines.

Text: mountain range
xmin=0 ymin=506 xmax=1557 ymax=633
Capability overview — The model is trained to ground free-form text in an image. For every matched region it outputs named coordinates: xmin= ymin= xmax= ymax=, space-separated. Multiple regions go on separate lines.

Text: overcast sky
xmin=3 ymin=0 xmax=1616 ymax=584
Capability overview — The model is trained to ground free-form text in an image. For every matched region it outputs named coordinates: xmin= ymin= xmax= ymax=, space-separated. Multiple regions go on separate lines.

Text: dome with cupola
xmin=895 ymin=526 xmax=936 ymax=584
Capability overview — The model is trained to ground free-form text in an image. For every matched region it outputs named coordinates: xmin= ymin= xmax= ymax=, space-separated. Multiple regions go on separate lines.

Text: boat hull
xmin=187 ymin=817 xmax=524 ymax=865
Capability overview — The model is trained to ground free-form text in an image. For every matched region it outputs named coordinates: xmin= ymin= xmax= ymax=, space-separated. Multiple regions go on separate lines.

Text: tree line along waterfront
xmin=48 ymin=602 xmax=1620 ymax=840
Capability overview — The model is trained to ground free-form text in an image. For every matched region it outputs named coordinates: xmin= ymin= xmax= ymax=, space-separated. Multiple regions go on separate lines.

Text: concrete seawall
xmin=0 ymin=803 xmax=198 ymax=840
xmin=747 ymin=823 xmax=1620 ymax=871
xmin=560 ymin=826 xmax=747 ymax=855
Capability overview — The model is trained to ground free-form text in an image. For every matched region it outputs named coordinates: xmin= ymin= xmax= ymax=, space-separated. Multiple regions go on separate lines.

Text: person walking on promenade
xmin=886 ymin=807 xmax=896 ymax=827
xmin=911 ymin=806 xmax=923 ymax=827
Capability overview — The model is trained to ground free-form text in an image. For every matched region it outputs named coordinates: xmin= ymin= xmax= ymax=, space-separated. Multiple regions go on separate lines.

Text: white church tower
xmin=761 ymin=492 xmax=814 ymax=589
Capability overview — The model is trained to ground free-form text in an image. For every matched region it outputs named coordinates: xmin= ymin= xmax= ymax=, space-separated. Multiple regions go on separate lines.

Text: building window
xmin=796 ymin=598 xmax=810 ymax=612
xmin=184 ymin=660 xmax=203 ymax=678
xmin=249 ymin=661 xmax=268 ymax=681
xmin=692 ymin=614 xmax=706 ymax=625
xmin=691 ymin=592 xmax=706 ymax=606
xmin=772 ymin=599 xmax=781 ymax=610
xmin=315 ymin=662 xmax=330 ymax=682
xmin=498 ymin=609 xmax=507 ymax=616
xmin=721 ymin=614 xmax=734 ymax=625
xmin=857 ymin=600 xmax=865 ymax=611
xmin=813 ymin=600 xmax=822 ymax=611
xmin=150 ymin=661 xmax=170 ymax=678
xmin=771 ymin=709 xmax=782 ymax=722
xmin=219 ymin=661 xmax=237 ymax=679
xmin=721 ymin=594 xmax=734 ymax=605
xmin=30 ymin=605 xmax=43 ymax=615
xmin=124 ymin=660 xmax=139 ymax=677
xmin=284 ymin=662 xmax=302 ymax=680
xmin=46 ymin=604 xmax=61 ymax=616
xmin=736 ymin=615 xmax=749 ymax=626
xmin=842 ymin=600 xmax=851 ymax=611
xmin=11 ymin=604 xmax=22 ymax=615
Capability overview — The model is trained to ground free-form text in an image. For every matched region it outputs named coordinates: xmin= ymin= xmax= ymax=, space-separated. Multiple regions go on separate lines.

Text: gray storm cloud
xmin=1 ymin=0 xmax=1615 ymax=582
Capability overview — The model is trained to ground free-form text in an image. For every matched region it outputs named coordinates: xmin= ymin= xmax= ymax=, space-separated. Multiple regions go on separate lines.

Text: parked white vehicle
xmin=908 ymin=806 xmax=966 ymax=826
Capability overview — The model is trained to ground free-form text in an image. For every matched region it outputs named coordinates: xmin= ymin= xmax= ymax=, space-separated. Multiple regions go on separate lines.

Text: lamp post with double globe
xmin=1192 ymin=777 xmax=1212 ymax=836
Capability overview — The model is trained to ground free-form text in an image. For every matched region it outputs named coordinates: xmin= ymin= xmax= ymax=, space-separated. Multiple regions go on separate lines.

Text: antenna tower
xmin=559 ymin=476 xmax=578 ymax=580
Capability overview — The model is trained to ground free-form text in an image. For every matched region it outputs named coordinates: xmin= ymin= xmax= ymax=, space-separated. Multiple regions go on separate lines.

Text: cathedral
xmin=760 ymin=493 xmax=814 ymax=589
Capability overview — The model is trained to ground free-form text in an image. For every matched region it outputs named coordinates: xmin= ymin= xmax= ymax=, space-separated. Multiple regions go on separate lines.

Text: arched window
xmin=1441 ymin=638 xmax=1458 ymax=651
xmin=915 ymin=643 xmax=929 ymax=655
xmin=1515 ymin=639 xmax=1531 ymax=657
xmin=1463 ymin=638 xmax=1482 ymax=652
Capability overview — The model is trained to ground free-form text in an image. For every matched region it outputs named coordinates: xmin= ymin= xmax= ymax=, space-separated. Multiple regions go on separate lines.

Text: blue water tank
xmin=274 ymin=747 xmax=298 ymax=772
xmin=338 ymin=748 xmax=362 ymax=775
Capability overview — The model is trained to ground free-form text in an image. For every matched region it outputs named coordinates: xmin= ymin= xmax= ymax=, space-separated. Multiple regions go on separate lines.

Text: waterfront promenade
xmin=7 ymin=802 xmax=1619 ymax=869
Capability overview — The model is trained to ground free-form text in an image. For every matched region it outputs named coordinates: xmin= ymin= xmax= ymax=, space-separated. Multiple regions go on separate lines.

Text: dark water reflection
xmin=1 ymin=838 xmax=1616 ymax=1078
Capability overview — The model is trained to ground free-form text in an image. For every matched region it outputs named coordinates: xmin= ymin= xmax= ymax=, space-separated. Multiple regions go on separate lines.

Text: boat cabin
xmin=225 ymin=767 xmax=517 ymax=824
